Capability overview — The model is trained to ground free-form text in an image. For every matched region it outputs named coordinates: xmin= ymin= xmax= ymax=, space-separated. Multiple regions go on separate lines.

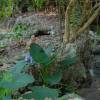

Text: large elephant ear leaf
xmin=0 ymin=73 xmax=35 ymax=90
xmin=10 ymin=60 xmax=27 ymax=73
xmin=23 ymin=86 xmax=59 ymax=100
xmin=29 ymin=43 xmax=51 ymax=66
xmin=43 ymin=69 xmax=62 ymax=85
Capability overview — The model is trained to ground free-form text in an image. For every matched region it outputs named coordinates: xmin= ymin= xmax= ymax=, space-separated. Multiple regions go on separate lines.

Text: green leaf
xmin=22 ymin=92 xmax=33 ymax=99
xmin=0 ymin=72 xmax=13 ymax=97
xmin=0 ymin=73 xmax=35 ymax=90
xmin=58 ymin=93 xmax=84 ymax=100
xmin=44 ymin=70 xmax=62 ymax=85
xmin=10 ymin=60 xmax=27 ymax=73
xmin=60 ymin=56 xmax=77 ymax=67
xmin=0 ymin=87 xmax=12 ymax=98
xmin=13 ymin=73 xmax=35 ymax=89
xmin=30 ymin=43 xmax=51 ymax=66
xmin=23 ymin=86 xmax=59 ymax=100
xmin=3 ymin=96 xmax=12 ymax=100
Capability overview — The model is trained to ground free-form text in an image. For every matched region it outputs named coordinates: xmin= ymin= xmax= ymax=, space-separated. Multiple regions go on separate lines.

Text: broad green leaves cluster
xmin=0 ymin=60 xmax=35 ymax=99
xmin=23 ymin=86 xmax=59 ymax=100
xmin=0 ymin=43 xmax=77 ymax=99
xmin=0 ymin=73 xmax=34 ymax=90
xmin=30 ymin=43 xmax=51 ymax=67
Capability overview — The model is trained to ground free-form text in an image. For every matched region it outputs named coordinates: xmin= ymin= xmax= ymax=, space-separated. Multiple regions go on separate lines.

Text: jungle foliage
xmin=0 ymin=43 xmax=78 ymax=99
xmin=0 ymin=0 xmax=100 ymax=99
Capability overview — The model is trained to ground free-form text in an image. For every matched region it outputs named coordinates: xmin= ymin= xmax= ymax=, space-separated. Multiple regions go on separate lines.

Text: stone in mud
xmin=58 ymin=93 xmax=85 ymax=100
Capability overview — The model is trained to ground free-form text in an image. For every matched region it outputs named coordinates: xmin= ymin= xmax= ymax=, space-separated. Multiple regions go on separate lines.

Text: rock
xmin=0 ymin=61 xmax=3 ymax=66
xmin=93 ymin=62 xmax=100 ymax=77
xmin=60 ymin=43 xmax=77 ymax=59
xmin=58 ymin=93 xmax=85 ymax=100
xmin=0 ymin=49 xmax=6 ymax=55
xmin=92 ymin=46 xmax=100 ymax=55
xmin=13 ymin=13 xmax=63 ymax=35
xmin=89 ymin=30 xmax=97 ymax=39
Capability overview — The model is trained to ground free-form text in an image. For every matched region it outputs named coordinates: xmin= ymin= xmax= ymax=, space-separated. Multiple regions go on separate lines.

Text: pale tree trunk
xmin=63 ymin=0 xmax=77 ymax=43
xmin=62 ymin=0 xmax=100 ymax=87
xmin=63 ymin=0 xmax=100 ymax=43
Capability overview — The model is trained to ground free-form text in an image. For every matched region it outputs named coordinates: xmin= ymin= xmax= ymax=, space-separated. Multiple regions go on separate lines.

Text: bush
xmin=0 ymin=43 xmax=78 ymax=99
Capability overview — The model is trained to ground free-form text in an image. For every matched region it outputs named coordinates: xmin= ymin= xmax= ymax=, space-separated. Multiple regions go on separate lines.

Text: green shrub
xmin=0 ymin=60 xmax=35 ymax=99
xmin=32 ymin=0 xmax=46 ymax=11
xmin=0 ymin=43 xmax=78 ymax=99
xmin=0 ymin=0 xmax=13 ymax=18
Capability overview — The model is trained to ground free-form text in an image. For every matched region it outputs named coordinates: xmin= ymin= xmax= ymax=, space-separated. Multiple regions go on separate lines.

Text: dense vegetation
xmin=0 ymin=0 xmax=100 ymax=99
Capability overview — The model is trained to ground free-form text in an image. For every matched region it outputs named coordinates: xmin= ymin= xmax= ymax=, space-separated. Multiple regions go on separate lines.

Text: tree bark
xmin=63 ymin=0 xmax=77 ymax=43
xmin=71 ymin=5 xmax=100 ymax=42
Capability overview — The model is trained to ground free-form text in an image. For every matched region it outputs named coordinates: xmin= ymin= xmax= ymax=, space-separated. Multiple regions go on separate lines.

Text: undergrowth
xmin=0 ymin=42 xmax=80 ymax=99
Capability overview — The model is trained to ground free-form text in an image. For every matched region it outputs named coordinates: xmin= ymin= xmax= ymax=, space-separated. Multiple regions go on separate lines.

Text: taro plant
xmin=23 ymin=86 xmax=59 ymax=100
xmin=0 ymin=0 xmax=13 ymax=19
xmin=22 ymin=43 xmax=78 ymax=99
xmin=29 ymin=43 xmax=63 ymax=85
xmin=0 ymin=43 xmax=78 ymax=99
xmin=0 ymin=60 xmax=35 ymax=99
